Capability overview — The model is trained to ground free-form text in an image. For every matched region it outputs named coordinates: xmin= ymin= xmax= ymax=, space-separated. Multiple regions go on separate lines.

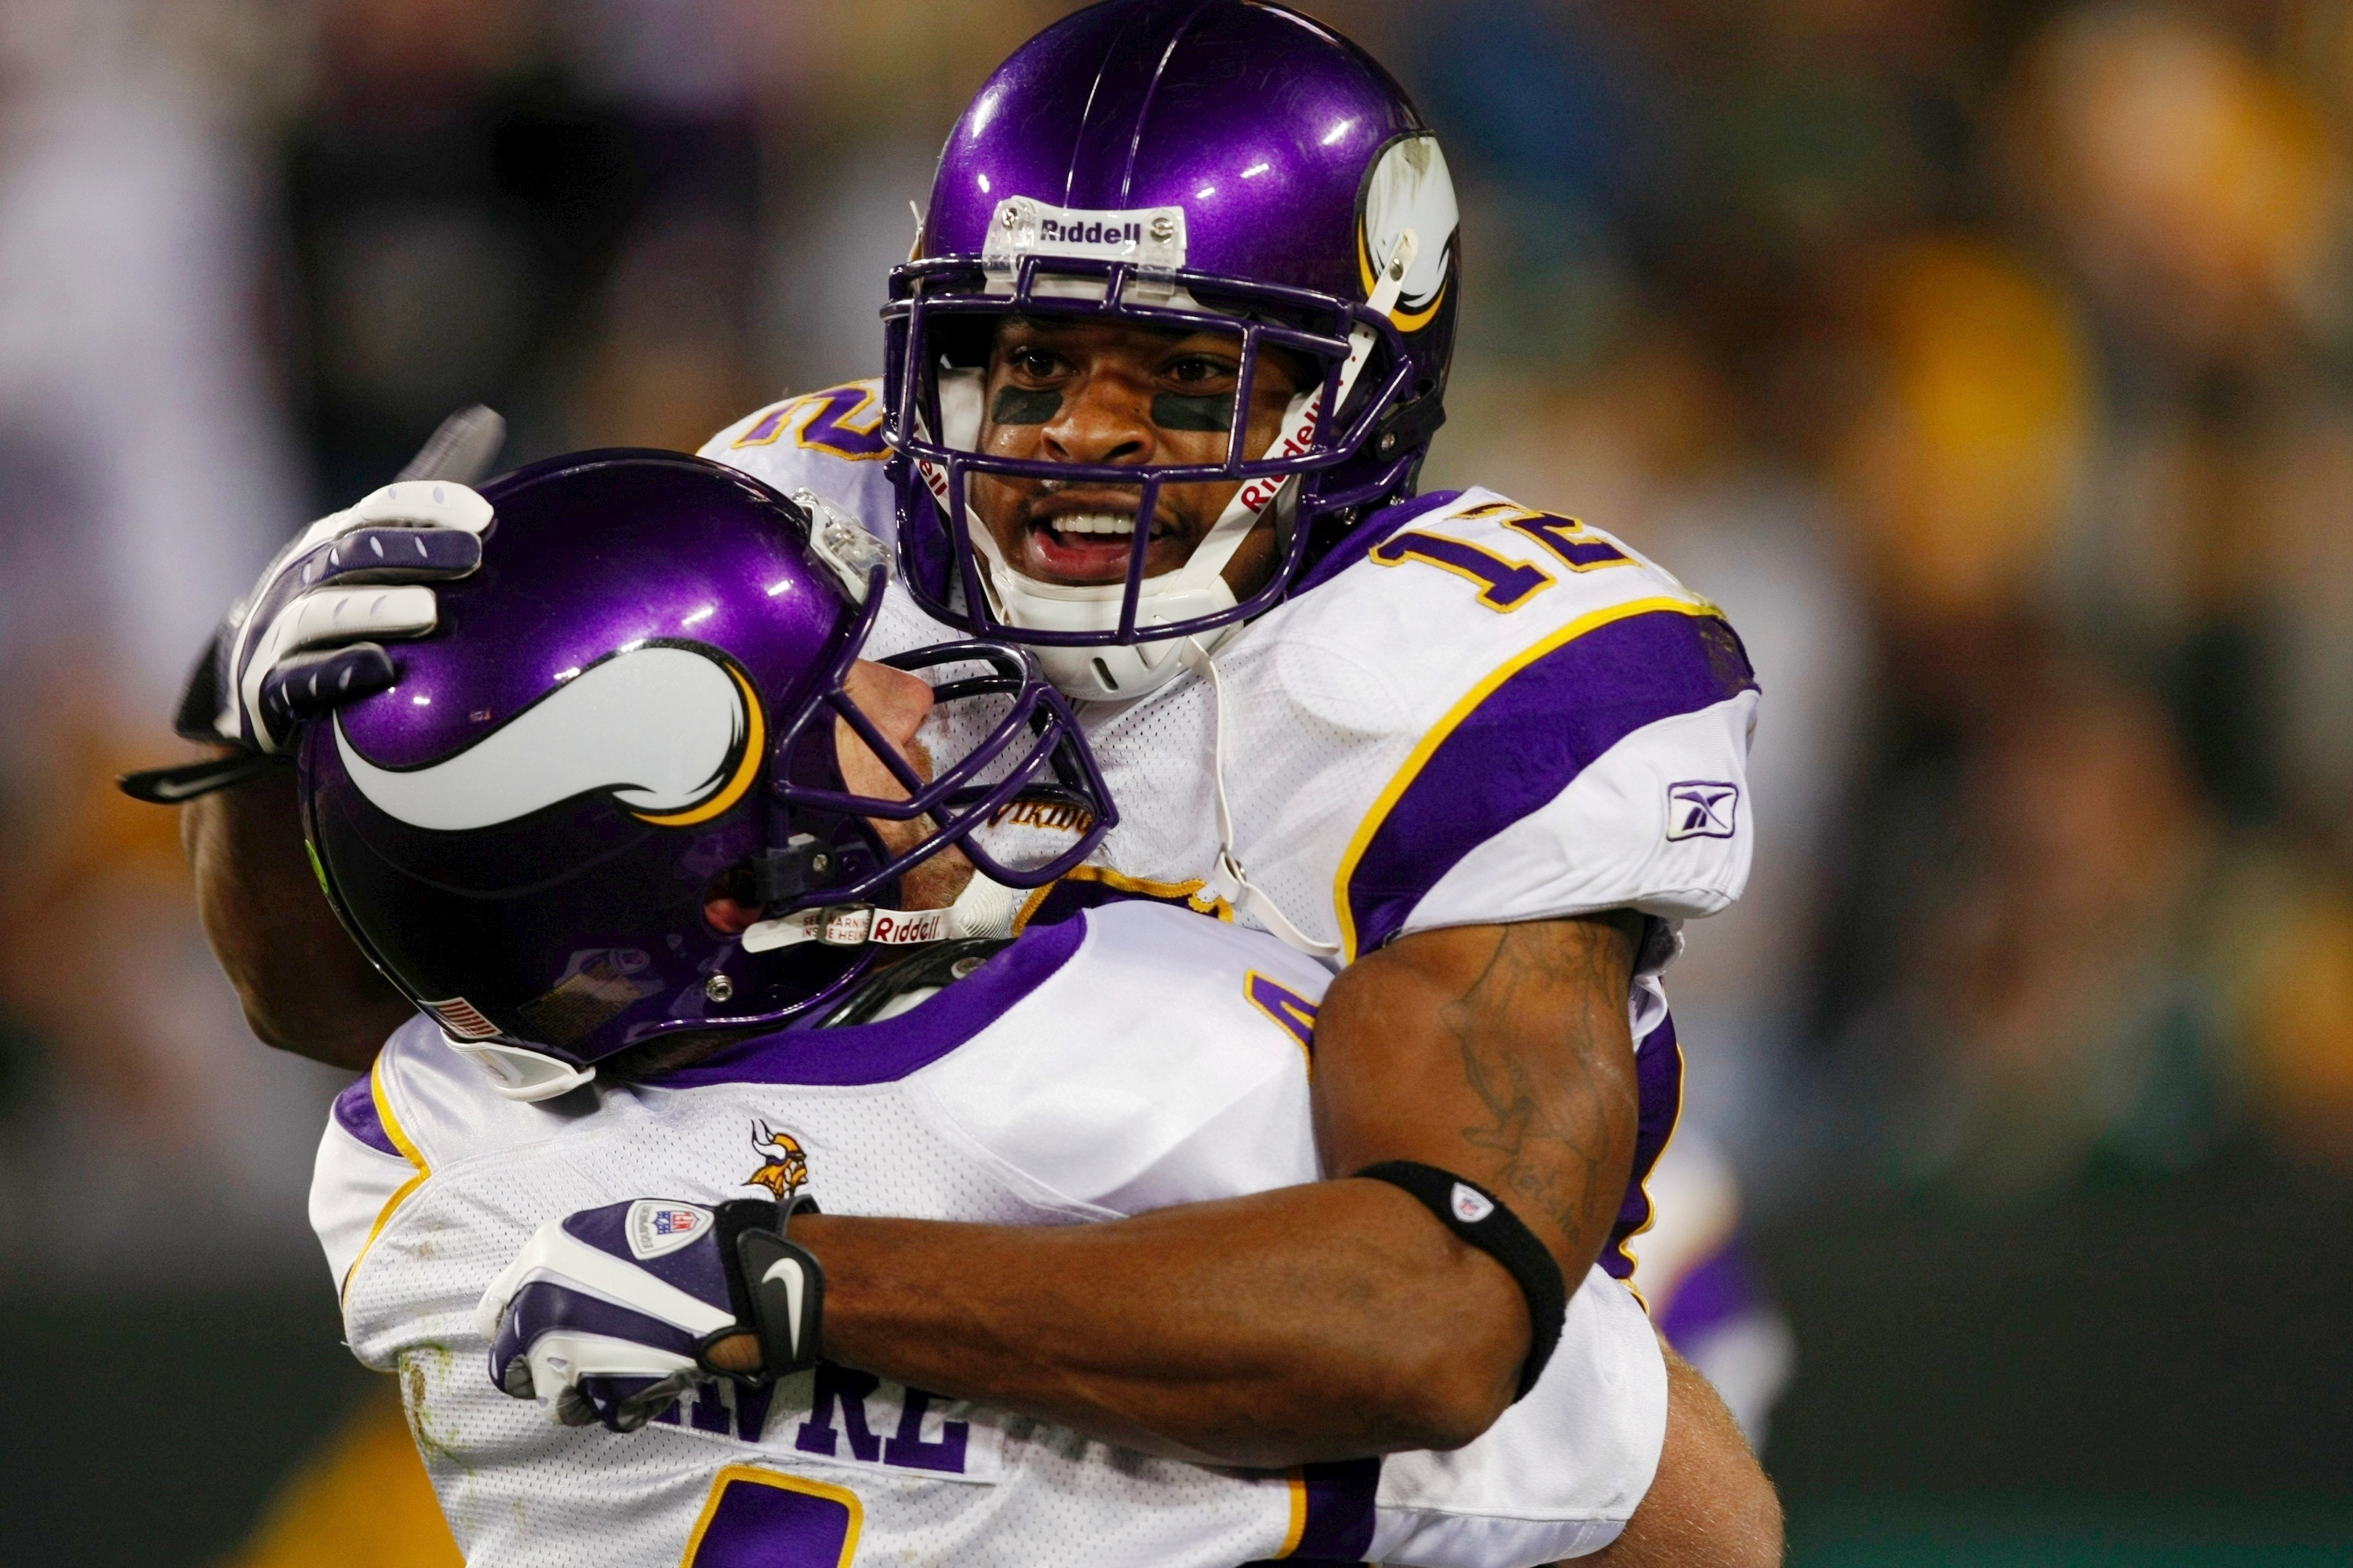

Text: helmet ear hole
xmin=704 ymin=860 xmax=763 ymax=936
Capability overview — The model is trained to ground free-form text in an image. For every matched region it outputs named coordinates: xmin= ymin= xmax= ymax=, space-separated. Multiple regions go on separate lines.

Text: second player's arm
xmin=183 ymin=760 xmax=416 ymax=1071
xmin=792 ymin=911 xmax=1642 ymax=1466
xmin=182 ymin=735 xmax=1646 ymax=1460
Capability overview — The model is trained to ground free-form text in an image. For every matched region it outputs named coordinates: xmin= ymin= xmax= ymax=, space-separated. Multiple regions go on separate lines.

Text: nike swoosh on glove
xmin=478 ymin=1196 xmax=824 ymax=1435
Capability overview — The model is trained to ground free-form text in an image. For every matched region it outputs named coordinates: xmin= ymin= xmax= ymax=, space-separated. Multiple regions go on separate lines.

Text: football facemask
xmin=299 ymin=452 xmax=1112 ymax=1100
xmin=884 ymin=0 xmax=1460 ymax=701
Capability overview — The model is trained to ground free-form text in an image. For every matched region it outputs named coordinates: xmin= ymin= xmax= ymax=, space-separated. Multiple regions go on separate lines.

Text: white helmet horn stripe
xmin=335 ymin=644 xmax=758 ymax=833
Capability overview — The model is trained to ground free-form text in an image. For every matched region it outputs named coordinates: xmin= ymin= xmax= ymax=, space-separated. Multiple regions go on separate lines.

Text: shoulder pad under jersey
xmin=905 ymin=902 xmax=1327 ymax=1215
xmin=311 ymin=1014 xmax=578 ymax=1293
xmin=702 ymin=379 xmax=899 ymax=548
xmin=1217 ymin=487 xmax=1762 ymax=959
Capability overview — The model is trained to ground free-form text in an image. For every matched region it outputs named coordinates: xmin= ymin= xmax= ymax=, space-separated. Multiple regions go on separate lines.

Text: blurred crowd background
xmin=3 ymin=0 xmax=2351 ymax=1562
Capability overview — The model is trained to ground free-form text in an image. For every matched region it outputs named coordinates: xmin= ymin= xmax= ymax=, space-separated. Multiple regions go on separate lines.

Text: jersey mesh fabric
xmin=342 ymin=1046 xmax=1300 ymax=1566
xmin=323 ymin=907 xmax=1663 ymax=1565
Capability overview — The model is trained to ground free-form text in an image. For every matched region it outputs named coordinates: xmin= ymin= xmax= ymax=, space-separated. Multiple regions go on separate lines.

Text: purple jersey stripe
xmin=1238 ymin=1457 xmax=1383 ymax=1566
xmin=332 ymin=1071 xmax=401 ymax=1159
xmin=1344 ymin=607 xmax=1757 ymax=957
xmin=656 ymin=913 xmax=1088 ymax=1089
xmin=1603 ymin=1012 xmax=1684 ymax=1284
xmin=1293 ymin=1457 xmax=1381 ymax=1560
xmin=1018 ymin=870 xmax=1202 ymax=930
xmin=1653 ymin=1237 xmax=1767 ymax=1352
xmin=1293 ymin=489 xmax=1464 ymax=596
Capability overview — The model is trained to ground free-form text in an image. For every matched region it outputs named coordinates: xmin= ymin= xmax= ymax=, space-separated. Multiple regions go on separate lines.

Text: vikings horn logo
xmin=1357 ymin=133 xmax=1458 ymax=333
xmin=745 ymin=1121 xmax=809 ymax=1199
xmin=336 ymin=643 xmax=764 ymax=833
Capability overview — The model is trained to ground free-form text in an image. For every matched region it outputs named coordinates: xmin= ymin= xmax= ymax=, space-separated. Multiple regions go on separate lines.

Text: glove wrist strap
xmin=707 ymin=1195 xmax=825 ymax=1382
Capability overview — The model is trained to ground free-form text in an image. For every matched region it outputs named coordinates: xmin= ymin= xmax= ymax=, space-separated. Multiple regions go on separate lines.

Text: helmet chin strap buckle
xmin=442 ymin=1035 xmax=598 ymax=1102
xmin=740 ymin=903 xmax=958 ymax=954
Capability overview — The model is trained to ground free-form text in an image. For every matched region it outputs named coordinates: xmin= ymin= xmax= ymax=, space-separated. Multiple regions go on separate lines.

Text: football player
xmin=156 ymin=3 xmax=1777 ymax=1558
xmin=711 ymin=0 xmax=1764 ymax=1485
xmin=308 ymin=449 xmax=1668 ymax=1564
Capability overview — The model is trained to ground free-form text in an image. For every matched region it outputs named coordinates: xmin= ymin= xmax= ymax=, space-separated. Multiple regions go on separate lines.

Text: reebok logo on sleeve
xmin=1665 ymin=780 xmax=1740 ymax=841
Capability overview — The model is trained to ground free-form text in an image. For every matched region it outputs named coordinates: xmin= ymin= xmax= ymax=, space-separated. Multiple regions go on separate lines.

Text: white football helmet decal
xmin=1359 ymin=133 xmax=1459 ymax=331
xmin=336 ymin=643 xmax=762 ymax=832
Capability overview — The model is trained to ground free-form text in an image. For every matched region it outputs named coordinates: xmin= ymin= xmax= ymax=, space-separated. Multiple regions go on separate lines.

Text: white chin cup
xmin=442 ymin=1034 xmax=597 ymax=1101
xmin=1030 ymin=628 xmax=1220 ymax=702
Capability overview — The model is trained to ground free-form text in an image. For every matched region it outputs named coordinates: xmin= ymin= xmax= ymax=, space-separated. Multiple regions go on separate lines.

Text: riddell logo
xmin=1235 ymin=394 xmax=1322 ymax=515
xmin=1038 ymin=219 xmax=1143 ymax=248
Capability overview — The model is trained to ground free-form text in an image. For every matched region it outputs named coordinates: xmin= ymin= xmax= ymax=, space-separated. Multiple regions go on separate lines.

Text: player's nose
xmin=1043 ymin=368 xmax=1155 ymax=467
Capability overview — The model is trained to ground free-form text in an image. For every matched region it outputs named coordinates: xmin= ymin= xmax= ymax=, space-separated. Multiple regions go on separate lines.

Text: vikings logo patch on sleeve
xmin=1665 ymin=780 xmax=1740 ymax=841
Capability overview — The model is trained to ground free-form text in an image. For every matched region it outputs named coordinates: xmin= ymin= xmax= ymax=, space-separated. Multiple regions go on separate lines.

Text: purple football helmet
xmin=884 ymin=0 xmax=1460 ymax=698
xmin=298 ymin=451 xmax=1110 ymax=1101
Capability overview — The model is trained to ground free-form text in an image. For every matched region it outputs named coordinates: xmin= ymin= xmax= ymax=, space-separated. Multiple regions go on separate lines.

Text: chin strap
xmin=1343 ymin=227 xmax=1418 ymax=402
xmin=442 ymin=1035 xmax=598 ymax=1102
xmin=1179 ymin=637 xmax=1342 ymax=960
xmin=1165 ymin=235 xmax=1421 ymax=955
xmin=740 ymin=868 xmax=1023 ymax=954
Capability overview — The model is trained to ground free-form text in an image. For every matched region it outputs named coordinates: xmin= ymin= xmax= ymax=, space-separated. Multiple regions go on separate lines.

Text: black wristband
xmin=1355 ymin=1161 xmax=1567 ymax=1400
xmin=708 ymin=1195 xmax=824 ymax=1382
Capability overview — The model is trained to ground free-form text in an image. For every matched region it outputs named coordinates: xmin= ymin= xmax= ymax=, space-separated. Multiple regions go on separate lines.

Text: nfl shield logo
xmin=626 ymin=1199 xmax=712 ymax=1259
xmin=1450 ymin=1183 xmax=1497 ymax=1224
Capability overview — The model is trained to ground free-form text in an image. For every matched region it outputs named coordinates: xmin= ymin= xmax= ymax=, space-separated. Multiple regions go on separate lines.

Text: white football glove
xmin=480 ymin=1196 xmax=825 ymax=1434
xmin=206 ymin=478 xmax=491 ymax=752
xmin=123 ymin=408 xmax=503 ymax=803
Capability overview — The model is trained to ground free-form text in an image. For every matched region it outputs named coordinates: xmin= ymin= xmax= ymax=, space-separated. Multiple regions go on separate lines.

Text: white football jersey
xmin=702 ymin=387 xmax=1759 ymax=1285
xmin=705 ymin=384 xmax=1755 ymax=956
xmin=315 ymin=903 xmax=1666 ymax=1568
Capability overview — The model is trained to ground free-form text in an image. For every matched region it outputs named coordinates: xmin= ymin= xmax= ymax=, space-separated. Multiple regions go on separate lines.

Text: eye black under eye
xmin=1153 ymin=391 xmax=1235 ymax=431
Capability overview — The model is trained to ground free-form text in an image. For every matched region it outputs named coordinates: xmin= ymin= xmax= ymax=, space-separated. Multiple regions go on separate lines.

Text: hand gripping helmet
xmin=298 ymin=451 xmax=1111 ymax=1101
xmin=885 ymin=0 xmax=1460 ymax=700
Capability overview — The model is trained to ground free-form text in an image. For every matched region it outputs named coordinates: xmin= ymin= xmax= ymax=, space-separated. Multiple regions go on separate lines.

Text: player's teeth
xmin=1053 ymin=513 xmax=1135 ymax=536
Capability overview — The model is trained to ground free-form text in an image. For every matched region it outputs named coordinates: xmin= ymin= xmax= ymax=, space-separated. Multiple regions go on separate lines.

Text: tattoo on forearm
xmin=1439 ymin=924 xmax=1626 ymax=1254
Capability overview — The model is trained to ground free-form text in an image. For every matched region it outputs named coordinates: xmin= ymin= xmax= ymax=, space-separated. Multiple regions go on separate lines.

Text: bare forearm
xmin=794 ymin=1179 xmax=1526 ymax=1466
xmin=181 ymin=758 xmax=413 ymax=1069
xmin=1315 ymin=916 xmax=1643 ymax=1282
xmin=1593 ymin=1341 xmax=1784 ymax=1568
xmin=787 ymin=917 xmax=1640 ymax=1464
